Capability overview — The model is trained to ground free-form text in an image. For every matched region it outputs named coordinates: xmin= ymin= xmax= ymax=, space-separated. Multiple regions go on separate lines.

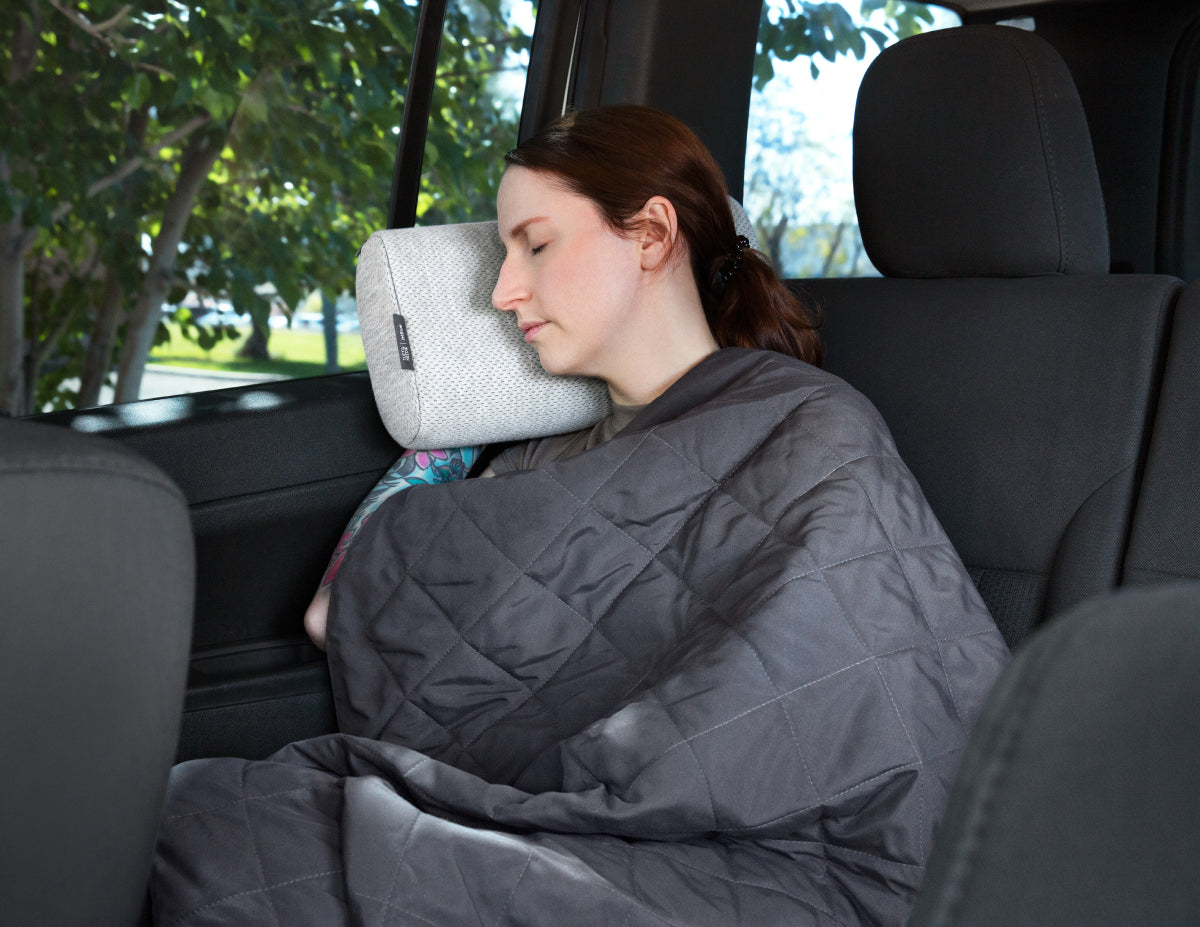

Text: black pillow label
xmin=393 ymin=314 xmax=415 ymax=370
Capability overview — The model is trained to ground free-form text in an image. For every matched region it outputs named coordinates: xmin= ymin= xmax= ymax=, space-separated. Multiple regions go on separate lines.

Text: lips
xmin=519 ymin=321 xmax=547 ymax=342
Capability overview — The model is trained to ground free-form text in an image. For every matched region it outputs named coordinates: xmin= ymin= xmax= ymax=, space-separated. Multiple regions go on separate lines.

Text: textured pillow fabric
xmin=356 ymin=200 xmax=760 ymax=450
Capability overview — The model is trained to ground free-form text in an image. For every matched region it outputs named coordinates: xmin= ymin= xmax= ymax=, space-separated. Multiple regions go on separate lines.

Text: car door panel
xmin=43 ymin=372 xmax=399 ymax=760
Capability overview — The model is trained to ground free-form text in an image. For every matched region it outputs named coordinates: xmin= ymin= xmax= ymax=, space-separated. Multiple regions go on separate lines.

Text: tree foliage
xmin=419 ymin=0 xmax=531 ymax=225
xmin=0 ymin=0 xmax=529 ymax=415
xmin=755 ymin=0 xmax=933 ymax=86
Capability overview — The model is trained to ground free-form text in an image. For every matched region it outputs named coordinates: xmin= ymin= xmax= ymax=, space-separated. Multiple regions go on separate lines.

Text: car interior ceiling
xmin=7 ymin=2 xmax=1200 ymax=921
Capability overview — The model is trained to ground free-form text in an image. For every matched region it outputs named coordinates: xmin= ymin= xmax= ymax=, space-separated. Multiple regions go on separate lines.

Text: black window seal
xmin=387 ymin=0 xmax=450 ymax=230
xmin=1157 ymin=11 xmax=1200 ymax=278
xmin=518 ymin=0 xmax=587 ymax=143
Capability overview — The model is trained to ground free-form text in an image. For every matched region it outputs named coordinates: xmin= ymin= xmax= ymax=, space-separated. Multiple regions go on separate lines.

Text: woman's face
xmin=493 ymin=166 xmax=645 ymax=381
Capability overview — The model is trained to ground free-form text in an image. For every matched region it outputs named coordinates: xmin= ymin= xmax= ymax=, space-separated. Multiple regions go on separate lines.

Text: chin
xmin=533 ymin=347 xmax=579 ymax=379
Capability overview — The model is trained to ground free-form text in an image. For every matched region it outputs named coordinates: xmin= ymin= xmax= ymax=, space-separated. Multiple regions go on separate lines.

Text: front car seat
xmin=908 ymin=582 xmax=1200 ymax=925
xmin=0 ymin=418 xmax=194 ymax=927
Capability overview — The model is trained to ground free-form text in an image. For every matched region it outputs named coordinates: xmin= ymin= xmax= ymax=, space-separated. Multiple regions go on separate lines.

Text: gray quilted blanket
xmin=148 ymin=348 xmax=1009 ymax=926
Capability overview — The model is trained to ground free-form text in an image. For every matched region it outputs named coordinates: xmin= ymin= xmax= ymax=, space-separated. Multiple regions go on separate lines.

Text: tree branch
xmin=48 ymin=113 xmax=214 ymax=225
xmin=44 ymin=1 xmax=172 ymax=76
xmin=91 ymin=4 xmax=135 ymax=33
xmin=92 ymin=112 xmax=214 ymax=195
xmin=46 ymin=0 xmax=135 ymax=46
xmin=32 ymin=290 xmax=82 ymax=371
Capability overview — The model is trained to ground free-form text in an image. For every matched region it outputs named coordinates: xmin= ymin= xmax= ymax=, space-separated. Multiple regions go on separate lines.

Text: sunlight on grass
xmin=152 ymin=322 xmax=366 ymax=378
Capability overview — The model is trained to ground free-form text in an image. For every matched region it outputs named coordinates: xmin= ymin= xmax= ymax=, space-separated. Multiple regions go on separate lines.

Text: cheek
xmin=552 ymin=235 xmax=637 ymax=309
xmin=536 ymin=245 xmax=597 ymax=309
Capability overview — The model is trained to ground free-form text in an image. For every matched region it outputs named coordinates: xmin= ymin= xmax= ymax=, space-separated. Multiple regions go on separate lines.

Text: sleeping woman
xmin=149 ymin=106 xmax=1009 ymax=926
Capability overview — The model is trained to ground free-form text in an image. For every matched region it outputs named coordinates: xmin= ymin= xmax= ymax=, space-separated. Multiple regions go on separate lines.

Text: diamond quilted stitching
xmin=689 ymin=699 xmax=824 ymax=823
xmin=524 ymin=504 xmax=656 ymax=620
xmin=763 ymin=460 xmax=898 ymax=568
xmin=655 ymin=490 xmax=774 ymax=602
xmin=728 ymin=566 xmax=872 ymax=683
xmin=874 ymin=644 xmax=970 ymax=759
xmin=779 ymin=661 xmax=919 ymax=799
xmin=593 ymin=562 xmax=707 ymax=668
xmin=815 ymin=549 xmax=941 ymax=656
xmin=586 ymin=432 xmax=718 ymax=551
xmin=453 ymin=466 xmax=590 ymax=567
xmin=897 ymin=542 xmax=997 ymax=642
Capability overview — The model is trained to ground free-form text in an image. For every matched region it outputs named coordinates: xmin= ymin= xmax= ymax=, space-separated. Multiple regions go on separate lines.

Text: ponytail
xmin=703 ymin=244 xmax=823 ymax=367
xmin=507 ymin=106 xmax=822 ymax=367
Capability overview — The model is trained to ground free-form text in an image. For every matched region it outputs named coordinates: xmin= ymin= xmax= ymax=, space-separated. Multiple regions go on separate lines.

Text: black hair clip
xmin=711 ymin=235 xmax=751 ymax=295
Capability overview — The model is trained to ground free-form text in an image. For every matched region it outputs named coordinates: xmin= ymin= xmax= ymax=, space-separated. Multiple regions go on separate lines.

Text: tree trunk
xmin=1 ymin=5 xmax=51 ymax=414
xmin=0 ymin=215 xmax=32 ymax=417
xmin=820 ymin=222 xmax=847 ymax=277
xmin=766 ymin=214 xmax=788 ymax=274
xmin=78 ymin=267 xmax=124 ymax=407
xmin=114 ymin=134 xmax=222 ymax=403
xmin=321 ymin=291 xmax=338 ymax=372
xmin=237 ymin=320 xmax=270 ymax=360
xmin=24 ymin=274 xmax=83 ymax=413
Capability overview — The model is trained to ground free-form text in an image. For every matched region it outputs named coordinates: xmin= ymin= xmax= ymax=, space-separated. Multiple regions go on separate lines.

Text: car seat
xmin=1121 ymin=279 xmax=1200 ymax=586
xmin=908 ymin=581 xmax=1200 ymax=926
xmin=0 ymin=417 xmax=194 ymax=927
xmin=800 ymin=25 xmax=1182 ymax=647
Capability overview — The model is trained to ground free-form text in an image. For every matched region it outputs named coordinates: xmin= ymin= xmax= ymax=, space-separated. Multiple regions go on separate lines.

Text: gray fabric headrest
xmin=357 ymin=199 xmax=759 ymax=449
xmin=853 ymin=25 xmax=1109 ymax=278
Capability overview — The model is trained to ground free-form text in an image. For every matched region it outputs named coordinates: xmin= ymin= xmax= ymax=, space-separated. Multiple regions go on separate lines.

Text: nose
xmin=491 ymin=255 xmax=526 ymax=313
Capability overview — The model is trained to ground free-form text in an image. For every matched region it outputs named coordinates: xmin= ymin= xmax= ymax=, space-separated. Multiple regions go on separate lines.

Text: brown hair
xmin=504 ymin=105 xmax=821 ymax=366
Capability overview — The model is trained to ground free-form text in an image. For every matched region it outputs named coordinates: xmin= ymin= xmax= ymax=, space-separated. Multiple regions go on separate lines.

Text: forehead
xmin=496 ymin=166 xmax=602 ymax=240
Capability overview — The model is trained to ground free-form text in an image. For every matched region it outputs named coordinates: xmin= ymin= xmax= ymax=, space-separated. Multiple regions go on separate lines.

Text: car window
xmin=2 ymin=0 xmax=536 ymax=415
xmin=745 ymin=1 xmax=961 ymax=278
xmin=417 ymin=1 xmax=537 ymax=225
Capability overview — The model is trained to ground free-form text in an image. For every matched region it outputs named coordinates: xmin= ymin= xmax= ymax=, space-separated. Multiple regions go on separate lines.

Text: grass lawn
xmin=151 ymin=322 xmax=367 ymax=378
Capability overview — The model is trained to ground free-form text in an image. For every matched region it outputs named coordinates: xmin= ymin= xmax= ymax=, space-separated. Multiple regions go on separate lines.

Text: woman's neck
xmin=594 ymin=245 xmax=720 ymax=406
xmin=604 ymin=295 xmax=718 ymax=406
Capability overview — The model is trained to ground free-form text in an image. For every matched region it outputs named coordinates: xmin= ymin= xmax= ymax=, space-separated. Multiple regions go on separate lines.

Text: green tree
xmin=419 ymin=0 xmax=532 ymax=225
xmin=1 ymin=0 xmax=530 ymax=415
xmin=755 ymin=0 xmax=933 ymax=86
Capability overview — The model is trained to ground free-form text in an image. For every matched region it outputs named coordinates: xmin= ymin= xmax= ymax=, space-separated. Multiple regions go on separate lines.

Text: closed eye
xmin=531 ymin=242 xmax=548 ymax=255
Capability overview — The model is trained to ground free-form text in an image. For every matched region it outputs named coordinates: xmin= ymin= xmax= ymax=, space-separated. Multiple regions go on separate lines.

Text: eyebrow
xmin=500 ymin=215 xmax=549 ymax=243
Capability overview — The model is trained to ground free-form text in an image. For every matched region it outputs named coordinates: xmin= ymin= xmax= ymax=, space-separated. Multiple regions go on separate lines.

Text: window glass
xmin=2 ymin=0 xmax=536 ymax=415
xmin=419 ymin=0 xmax=538 ymax=225
xmin=745 ymin=2 xmax=961 ymax=278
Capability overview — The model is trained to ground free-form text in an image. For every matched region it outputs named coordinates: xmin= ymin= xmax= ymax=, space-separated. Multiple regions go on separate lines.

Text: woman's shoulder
xmin=484 ymin=402 xmax=644 ymax=477
xmin=736 ymin=348 xmax=882 ymax=411
xmin=484 ymin=431 xmax=583 ymax=476
xmin=732 ymin=349 xmax=899 ymax=451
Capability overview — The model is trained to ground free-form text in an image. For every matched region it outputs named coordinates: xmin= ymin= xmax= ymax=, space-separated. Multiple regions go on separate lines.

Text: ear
xmin=635 ymin=196 xmax=679 ymax=272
